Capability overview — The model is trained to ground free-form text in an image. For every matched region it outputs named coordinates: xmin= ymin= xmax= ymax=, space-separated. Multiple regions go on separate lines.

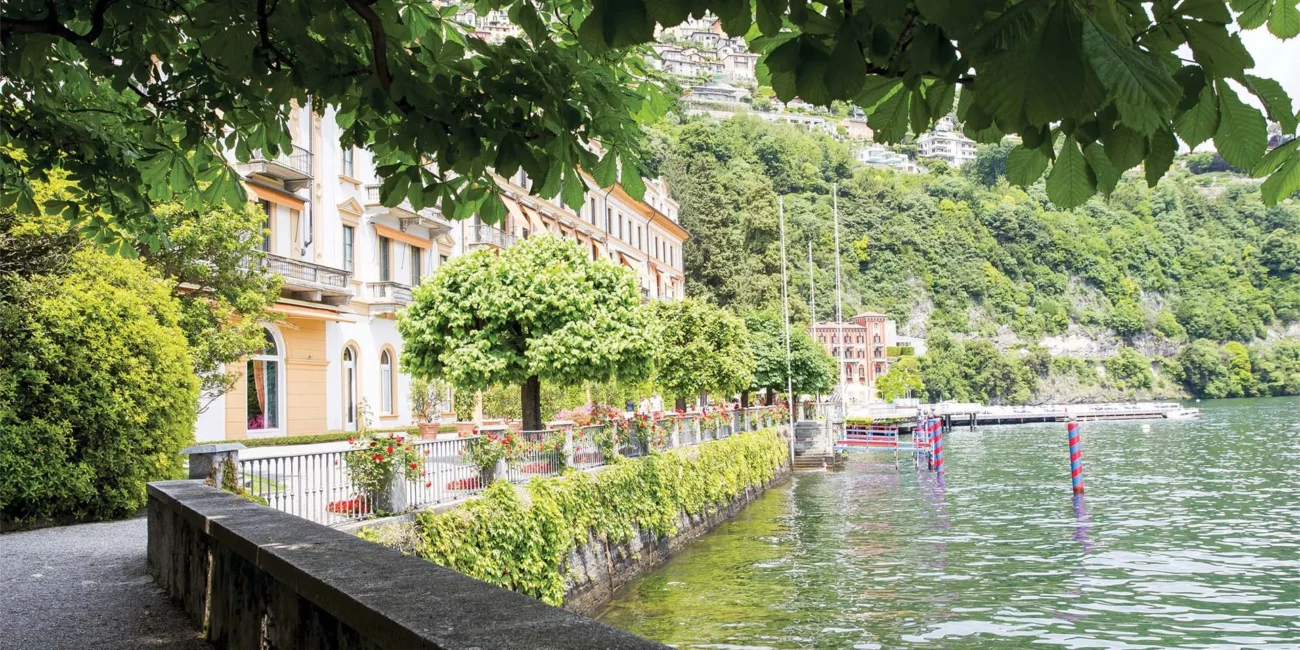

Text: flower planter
xmin=455 ymin=421 xmax=478 ymax=437
xmin=418 ymin=423 xmax=441 ymax=440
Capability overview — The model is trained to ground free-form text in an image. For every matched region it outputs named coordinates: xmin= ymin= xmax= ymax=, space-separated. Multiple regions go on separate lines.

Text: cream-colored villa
xmin=194 ymin=106 xmax=687 ymax=442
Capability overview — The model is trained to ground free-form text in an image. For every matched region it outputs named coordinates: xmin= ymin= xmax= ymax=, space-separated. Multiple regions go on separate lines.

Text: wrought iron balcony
xmin=263 ymin=253 xmax=351 ymax=298
xmin=467 ymin=224 xmax=515 ymax=250
xmin=236 ymin=145 xmax=313 ymax=187
xmin=367 ymin=281 xmax=413 ymax=314
xmin=364 ymin=184 xmax=451 ymax=237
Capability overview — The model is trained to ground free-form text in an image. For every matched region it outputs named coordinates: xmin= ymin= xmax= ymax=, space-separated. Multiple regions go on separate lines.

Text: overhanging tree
xmin=397 ymin=236 xmax=652 ymax=431
xmin=6 ymin=1 xmax=1297 ymax=252
xmin=650 ymin=299 xmax=756 ymax=408
xmin=745 ymin=311 xmax=836 ymax=403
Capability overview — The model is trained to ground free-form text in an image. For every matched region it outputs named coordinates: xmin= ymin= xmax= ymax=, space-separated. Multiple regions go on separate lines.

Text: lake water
xmin=597 ymin=397 xmax=1300 ymax=649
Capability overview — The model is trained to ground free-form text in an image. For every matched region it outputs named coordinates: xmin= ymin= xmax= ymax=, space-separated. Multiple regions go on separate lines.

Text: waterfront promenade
xmin=0 ymin=518 xmax=208 ymax=650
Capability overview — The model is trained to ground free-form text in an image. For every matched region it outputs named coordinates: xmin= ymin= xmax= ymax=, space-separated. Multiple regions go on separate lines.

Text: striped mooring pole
xmin=1067 ymin=420 xmax=1084 ymax=494
xmin=932 ymin=416 xmax=944 ymax=475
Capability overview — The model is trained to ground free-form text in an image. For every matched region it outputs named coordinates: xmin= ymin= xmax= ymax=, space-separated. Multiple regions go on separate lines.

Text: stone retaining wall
xmin=146 ymin=480 xmax=667 ymax=650
xmin=562 ymin=463 xmax=792 ymax=615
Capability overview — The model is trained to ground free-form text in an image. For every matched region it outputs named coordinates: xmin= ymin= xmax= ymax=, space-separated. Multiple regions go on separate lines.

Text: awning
xmin=244 ymin=182 xmax=306 ymax=211
xmin=592 ymin=239 xmax=607 ymax=261
xmin=269 ymin=303 xmax=357 ymax=322
xmin=617 ymin=251 xmax=641 ymax=270
xmin=501 ymin=195 xmax=526 ymax=234
xmin=520 ymin=204 xmax=547 ymax=235
xmin=374 ymin=223 xmax=432 ymax=249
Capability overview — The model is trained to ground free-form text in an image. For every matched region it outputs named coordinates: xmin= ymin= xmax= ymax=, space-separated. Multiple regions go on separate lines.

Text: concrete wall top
xmin=147 ymin=480 xmax=667 ymax=650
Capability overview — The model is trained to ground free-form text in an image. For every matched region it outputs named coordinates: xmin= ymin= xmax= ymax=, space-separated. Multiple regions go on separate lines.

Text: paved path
xmin=0 ymin=517 xmax=210 ymax=650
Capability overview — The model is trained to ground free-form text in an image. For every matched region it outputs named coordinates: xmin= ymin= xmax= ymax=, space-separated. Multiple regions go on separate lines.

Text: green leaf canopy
xmin=649 ymin=299 xmax=756 ymax=401
xmin=744 ymin=311 xmax=837 ymax=396
xmin=397 ymin=235 xmax=652 ymax=399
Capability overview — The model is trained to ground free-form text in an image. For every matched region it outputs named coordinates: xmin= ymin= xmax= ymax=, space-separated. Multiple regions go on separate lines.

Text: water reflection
xmin=598 ymin=397 xmax=1300 ymax=648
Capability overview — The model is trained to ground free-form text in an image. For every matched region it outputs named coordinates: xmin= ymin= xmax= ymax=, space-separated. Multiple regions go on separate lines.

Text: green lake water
xmin=597 ymin=397 xmax=1300 ymax=648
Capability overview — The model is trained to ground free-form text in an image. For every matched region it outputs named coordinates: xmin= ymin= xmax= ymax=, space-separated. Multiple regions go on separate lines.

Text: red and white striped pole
xmin=1067 ymin=420 xmax=1084 ymax=494
xmin=932 ymin=416 xmax=944 ymax=476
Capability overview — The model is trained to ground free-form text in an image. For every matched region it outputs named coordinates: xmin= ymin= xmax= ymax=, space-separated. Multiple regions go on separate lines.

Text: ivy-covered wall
xmin=372 ymin=429 xmax=789 ymax=607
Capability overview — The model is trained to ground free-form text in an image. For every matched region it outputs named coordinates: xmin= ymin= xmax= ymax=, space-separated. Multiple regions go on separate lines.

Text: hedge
xmin=387 ymin=429 xmax=789 ymax=605
xmin=886 ymin=345 xmax=915 ymax=357
xmin=0 ymin=248 xmax=198 ymax=522
xmin=237 ymin=425 xmax=457 ymax=448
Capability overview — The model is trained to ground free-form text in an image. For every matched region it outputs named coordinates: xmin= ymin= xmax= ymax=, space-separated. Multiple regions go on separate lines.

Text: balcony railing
xmin=367 ymin=281 xmax=413 ymax=310
xmin=263 ymin=253 xmax=350 ymax=295
xmin=237 ymin=145 xmax=313 ymax=184
xmin=365 ymin=184 xmax=452 ymax=237
xmin=467 ymin=224 xmax=515 ymax=249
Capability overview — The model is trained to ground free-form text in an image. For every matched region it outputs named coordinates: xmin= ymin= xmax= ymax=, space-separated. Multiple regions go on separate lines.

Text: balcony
xmin=367 ymin=281 xmax=413 ymax=314
xmin=365 ymin=184 xmax=452 ymax=238
xmin=467 ymin=224 xmax=515 ymax=250
xmin=236 ymin=145 xmax=313 ymax=189
xmin=263 ymin=253 xmax=351 ymax=304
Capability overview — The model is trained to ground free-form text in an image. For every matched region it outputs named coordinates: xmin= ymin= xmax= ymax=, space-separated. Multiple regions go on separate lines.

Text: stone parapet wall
xmin=146 ymin=480 xmax=667 ymax=650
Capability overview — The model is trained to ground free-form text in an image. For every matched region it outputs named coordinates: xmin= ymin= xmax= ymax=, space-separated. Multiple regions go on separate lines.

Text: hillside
xmin=650 ymin=116 xmax=1300 ymax=402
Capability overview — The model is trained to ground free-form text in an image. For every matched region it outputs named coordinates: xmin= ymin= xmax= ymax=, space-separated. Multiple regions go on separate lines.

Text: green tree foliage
xmin=141 ymin=202 xmax=281 ymax=408
xmin=653 ymin=116 xmax=1300 ymax=343
xmin=0 ymin=235 xmax=197 ymax=522
xmin=12 ymin=1 xmax=1292 ymax=249
xmin=650 ymin=299 xmax=755 ymax=405
xmin=876 ymin=356 xmax=925 ymax=402
xmin=967 ymin=141 xmax=1016 ymax=187
xmin=398 ymin=236 xmax=651 ymax=430
xmin=1104 ymin=347 xmax=1154 ymax=390
xmin=1 ymin=0 xmax=670 ymax=249
xmin=744 ymin=311 xmax=837 ymax=398
xmin=917 ymin=332 xmax=1036 ymax=404
xmin=1176 ymin=339 xmax=1236 ymax=398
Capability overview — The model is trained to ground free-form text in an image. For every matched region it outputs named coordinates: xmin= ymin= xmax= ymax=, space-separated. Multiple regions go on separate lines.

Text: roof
xmin=852 ymin=311 xmax=887 ymax=319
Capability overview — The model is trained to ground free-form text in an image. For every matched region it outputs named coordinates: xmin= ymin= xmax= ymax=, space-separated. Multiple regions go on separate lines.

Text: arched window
xmin=380 ymin=349 xmax=394 ymax=415
xmin=857 ymin=335 xmax=864 ymax=343
xmin=247 ymin=327 xmax=282 ymax=432
xmin=342 ymin=346 xmax=358 ymax=432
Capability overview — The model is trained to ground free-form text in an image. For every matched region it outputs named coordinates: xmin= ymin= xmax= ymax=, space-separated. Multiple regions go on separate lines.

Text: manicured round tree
xmin=649 ymin=299 xmax=755 ymax=409
xmin=744 ymin=311 xmax=837 ymax=404
xmin=398 ymin=236 xmax=652 ymax=431
xmin=0 ymin=244 xmax=198 ymax=522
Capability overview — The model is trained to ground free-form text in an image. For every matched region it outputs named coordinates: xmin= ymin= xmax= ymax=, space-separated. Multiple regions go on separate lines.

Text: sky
xmin=1240 ymin=30 xmax=1300 ymax=106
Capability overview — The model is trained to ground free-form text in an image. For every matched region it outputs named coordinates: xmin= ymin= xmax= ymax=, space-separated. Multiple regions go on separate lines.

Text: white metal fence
xmin=238 ymin=406 xmax=788 ymax=526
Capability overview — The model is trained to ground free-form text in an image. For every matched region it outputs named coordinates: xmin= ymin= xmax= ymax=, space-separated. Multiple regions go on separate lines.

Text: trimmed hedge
xmin=886 ymin=345 xmax=915 ymax=357
xmin=845 ymin=416 xmax=912 ymax=426
xmin=393 ymin=429 xmax=788 ymax=605
xmin=1 ymin=248 xmax=198 ymax=522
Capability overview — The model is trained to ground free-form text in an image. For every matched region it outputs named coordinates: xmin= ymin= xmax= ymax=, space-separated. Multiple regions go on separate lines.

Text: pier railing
xmin=234 ymin=406 xmax=786 ymax=526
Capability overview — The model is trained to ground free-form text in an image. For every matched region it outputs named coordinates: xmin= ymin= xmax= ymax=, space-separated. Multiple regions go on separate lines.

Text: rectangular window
xmin=257 ymin=200 xmax=272 ymax=252
xmin=289 ymin=209 xmax=301 ymax=252
xmin=378 ymin=236 xmax=391 ymax=282
xmin=246 ymin=359 xmax=278 ymax=430
xmin=411 ymin=247 xmax=422 ymax=286
xmin=341 ymin=147 xmax=354 ymax=178
xmin=637 ymin=225 xmax=643 ymax=251
xmin=342 ymin=226 xmax=354 ymax=272
xmin=618 ymin=214 xmax=623 ymax=240
xmin=439 ymin=254 xmax=448 ymax=265
xmin=605 ymin=206 xmax=612 ymax=234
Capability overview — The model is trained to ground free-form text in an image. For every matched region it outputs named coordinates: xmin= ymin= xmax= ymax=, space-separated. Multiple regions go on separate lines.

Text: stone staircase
xmin=793 ymin=420 xmax=835 ymax=471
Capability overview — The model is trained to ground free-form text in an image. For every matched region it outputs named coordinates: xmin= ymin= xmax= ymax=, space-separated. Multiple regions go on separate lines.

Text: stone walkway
xmin=0 ymin=517 xmax=210 ymax=650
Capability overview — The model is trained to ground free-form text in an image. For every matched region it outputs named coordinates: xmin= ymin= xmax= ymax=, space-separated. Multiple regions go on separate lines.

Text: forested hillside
xmin=650 ymin=116 xmax=1300 ymax=401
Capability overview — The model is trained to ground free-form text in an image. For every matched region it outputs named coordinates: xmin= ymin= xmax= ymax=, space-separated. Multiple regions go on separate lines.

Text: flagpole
xmin=779 ymin=197 xmax=796 ymax=442
xmin=808 ymin=239 xmax=815 ymax=325
xmin=833 ymin=184 xmax=845 ymax=394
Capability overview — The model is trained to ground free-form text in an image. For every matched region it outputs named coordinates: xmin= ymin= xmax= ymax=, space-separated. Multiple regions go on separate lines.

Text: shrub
xmin=1103 ymin=347 xmax=1154 ymax=390
xmin=402 ymin=429 xmax=789 ymax=605
xmin=0 ymin=248 xmax=198 ymax=522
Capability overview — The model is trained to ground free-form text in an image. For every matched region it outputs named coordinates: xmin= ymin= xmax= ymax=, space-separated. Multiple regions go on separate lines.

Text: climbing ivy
xmin=408 ymin=429 xmax=789 ymax=605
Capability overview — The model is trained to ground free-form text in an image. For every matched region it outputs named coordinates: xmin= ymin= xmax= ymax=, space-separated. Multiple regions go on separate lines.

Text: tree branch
xmin=1 ymin=0 xmax=119 ymax=43
xmin=343 ymin=0 xmax=394 ymax=90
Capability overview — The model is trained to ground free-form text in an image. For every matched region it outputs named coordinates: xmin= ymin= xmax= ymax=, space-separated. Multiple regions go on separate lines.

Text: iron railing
xmin=263 ymin=254 xmax=351 ymax=292
xmin=238 ymin=406 xmax=790 ymax=527
xmin=467 ymin=224 xmax=515 ymax=249
xmin=245 ymin=145 xmax=313 ymax=177
xmin=368 ymin=281 xmax=413 ymax=305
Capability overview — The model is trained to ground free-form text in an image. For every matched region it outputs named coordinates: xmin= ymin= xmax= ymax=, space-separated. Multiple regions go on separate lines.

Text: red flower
xmin=424 ymin=449 xmax=431 ymax=456
xmin=425 ymin=482 xmax=432 ymax=488
xmin=369 ymin=441 xmax=377 ymax=448
xmin=347 ymin=437 xmax=354 ymax=445
xmin=372 ymin=454 xmax=383 ymax=462
xmin=333 ymin=459 xmax=339 ymax=466
xmin=409 ymin=462 xmax=418 ymax=470
xmin=387 ymin=445 xmax=394 ymax=454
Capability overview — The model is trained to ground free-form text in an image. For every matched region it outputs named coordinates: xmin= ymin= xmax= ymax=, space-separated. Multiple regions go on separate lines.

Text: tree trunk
xmin=521 ymin=375 xmax=542 ymax=431
xmin=766 ymin=390 xmax=775 ymax=406
xmin=740 ymin=390 xmax=750 ymax=408
xmin=675 ymin=395 xmax=687 ymax=411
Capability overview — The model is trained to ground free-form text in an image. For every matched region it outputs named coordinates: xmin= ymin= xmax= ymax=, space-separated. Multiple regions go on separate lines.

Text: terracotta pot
xmin=455 ymin=421 xmax=478 ymax=437
xmin=418 ymin=422 xmax=440 ymax=440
